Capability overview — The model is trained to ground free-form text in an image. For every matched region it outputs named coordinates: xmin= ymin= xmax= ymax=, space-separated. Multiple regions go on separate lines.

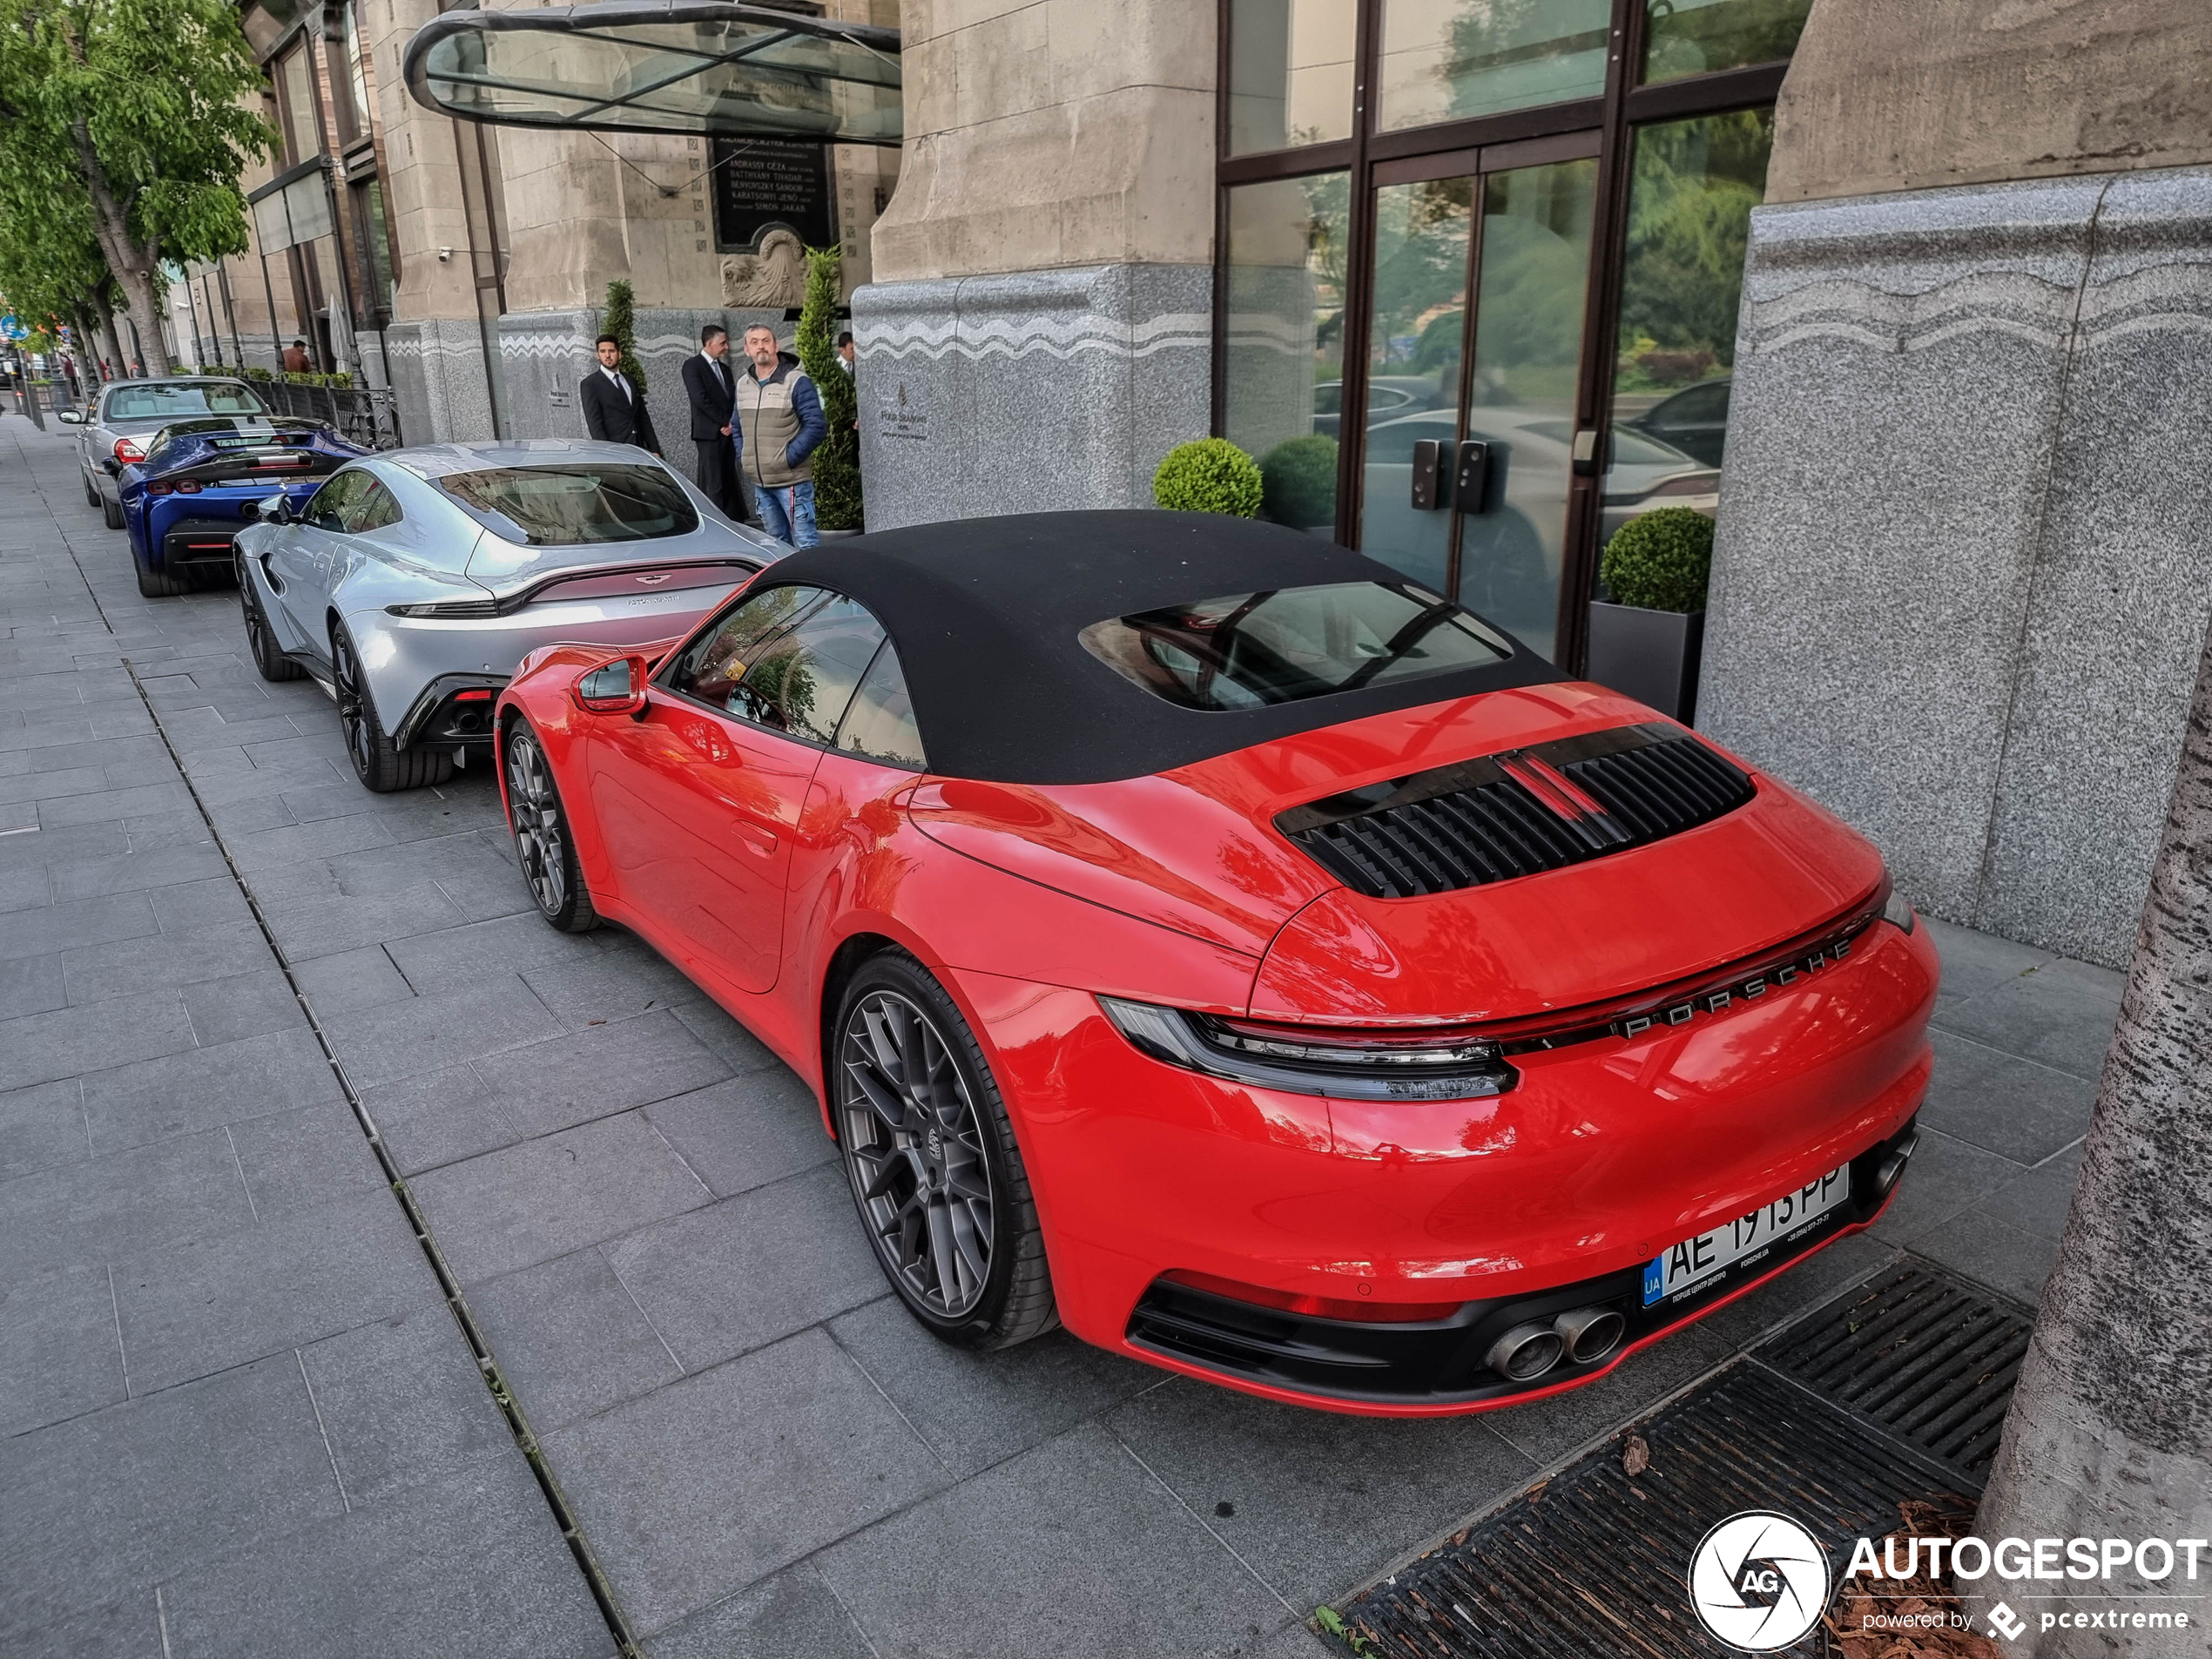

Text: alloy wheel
xmin=840 ymin=989 xmax=995 ymax=1320
xmin=504 ymin=727 xmax=567 ymax=917
xmin=240 ymin=579 xmax=270 ymax=661
xmin=332 ymin=631 xmax=374 ymax=779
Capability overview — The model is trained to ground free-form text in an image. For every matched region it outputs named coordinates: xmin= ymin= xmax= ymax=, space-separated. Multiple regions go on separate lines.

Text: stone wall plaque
xmin=876 ymin=376 xmax=929 ymax=444
xmin=713 ymin=139 xmax=834 ymax=253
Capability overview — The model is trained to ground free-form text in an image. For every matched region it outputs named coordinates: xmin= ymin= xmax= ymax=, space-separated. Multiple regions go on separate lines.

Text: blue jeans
xmin=750 ymin=479 xmax=818 ymax=548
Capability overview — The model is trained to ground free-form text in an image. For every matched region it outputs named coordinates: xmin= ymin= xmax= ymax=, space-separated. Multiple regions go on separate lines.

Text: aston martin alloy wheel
xmin=331 ymin=624 xmax=452 ymax=792
xmin=834 ymin=955 xmax=1056 ymax=1348
xmin=503 ymin=720 xmax=597 ymax=933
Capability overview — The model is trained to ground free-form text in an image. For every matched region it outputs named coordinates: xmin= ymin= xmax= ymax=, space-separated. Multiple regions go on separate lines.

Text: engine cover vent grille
xmin=1277 ymin=723 xmax=1754 ymax=898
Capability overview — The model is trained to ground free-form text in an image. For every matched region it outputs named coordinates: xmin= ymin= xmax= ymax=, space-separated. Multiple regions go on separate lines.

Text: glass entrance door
xmin=1358 ymin=154 xmax=1597 ymax=661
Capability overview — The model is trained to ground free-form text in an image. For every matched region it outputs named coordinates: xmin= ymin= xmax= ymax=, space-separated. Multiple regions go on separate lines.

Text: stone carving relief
xmin=721 ymin=227 xmax=807 ymax=308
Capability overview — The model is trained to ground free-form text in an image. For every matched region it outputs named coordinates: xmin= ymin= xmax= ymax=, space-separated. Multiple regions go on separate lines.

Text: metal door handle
xmin=733 ymin=821 xmax=778 ymax=857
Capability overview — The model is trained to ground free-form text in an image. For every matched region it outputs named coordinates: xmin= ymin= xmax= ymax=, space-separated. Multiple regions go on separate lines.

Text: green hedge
xmin=1600 ymin=506 xmax=1714 ymax=613
xmin=1153 ymin=438 xmax=1262 ymax=517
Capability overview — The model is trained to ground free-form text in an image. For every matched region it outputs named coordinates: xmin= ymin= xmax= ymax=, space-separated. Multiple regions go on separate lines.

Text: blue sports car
xmin=117 ymin=417 xmax=368 ymax=597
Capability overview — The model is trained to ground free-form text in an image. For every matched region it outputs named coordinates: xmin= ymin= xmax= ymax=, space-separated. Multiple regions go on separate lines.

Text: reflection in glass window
xmin=439 ymin=464 xmax=698 ymax=544
xmin=1377 ymin=0 xmax=1610 ymax=132
xmin=1357 ymin=177 xmax=1471 ymax=595
xmin=1604 ymin=110 xmax=1774 ymax=528
xmin=835 ymin=643 xmax=925 ymax=769
xmin=1643 ymin=0 xmax=1812 ymax=85
xmin=729 ymin=597 xmax=886 ymax=744
xmin=1222 ymin=175 xmax=1351 ymax=534
xmin=669 ymin=585 xmax=824 ymax=706
xmin=1228 ymin=0 xmax=1357 ymax=154
xmin=1081 ymin=583 xmax=1512 ymax=712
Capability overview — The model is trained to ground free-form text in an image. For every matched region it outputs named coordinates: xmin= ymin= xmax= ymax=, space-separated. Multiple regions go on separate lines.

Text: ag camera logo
xmin=1688 ymin=1511 xmax=1831 ymax=1651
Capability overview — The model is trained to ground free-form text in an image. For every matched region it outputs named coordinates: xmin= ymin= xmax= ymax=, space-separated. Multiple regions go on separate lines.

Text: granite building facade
xmin=179 ymin=1 xmax=2212 ymax=966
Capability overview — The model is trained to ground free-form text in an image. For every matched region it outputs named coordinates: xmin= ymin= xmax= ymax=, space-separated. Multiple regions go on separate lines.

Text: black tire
xmin=135 ymin=560 xmax=189 ymax=597
xmin=101 ymin=490 xmax=125 ymax=530
xmin=239 ymin=563 xmax=305 ymax=681
xmin=81 ymin=469 xmax=98 ymax=506
xmin=833 ymin=952 xmax=1057 ymax=1350
xmin=333 ymin=623 xmax=454 ymax=792
xmin=502 ymin=718 xmax=598 ymax=934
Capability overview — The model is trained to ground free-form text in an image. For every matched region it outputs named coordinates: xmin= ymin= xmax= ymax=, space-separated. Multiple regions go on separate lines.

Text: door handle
xmin=1454 ymin=440 xmax=1492 ymax=512
xmin=1411 ymin=439 xmax=1446 ymax=510
xmin=733 ymin=820 xmax=779 ymax=857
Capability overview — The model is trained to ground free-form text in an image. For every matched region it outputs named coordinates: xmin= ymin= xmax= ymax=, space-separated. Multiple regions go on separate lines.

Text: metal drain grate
xmin=1331 ymin=1257 xmax=2032 ymax=1659
xmin=1760 ymin=1262 xmax=2033 ymax=1480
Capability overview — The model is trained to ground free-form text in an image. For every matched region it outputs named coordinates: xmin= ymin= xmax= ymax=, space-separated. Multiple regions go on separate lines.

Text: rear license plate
xmin=1642 ymin=1163 xmax=1851 ymax=1307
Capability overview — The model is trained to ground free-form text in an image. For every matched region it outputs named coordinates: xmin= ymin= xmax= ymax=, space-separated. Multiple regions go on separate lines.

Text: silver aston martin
xmin=235 ymin=439 xmax=785 ymax=791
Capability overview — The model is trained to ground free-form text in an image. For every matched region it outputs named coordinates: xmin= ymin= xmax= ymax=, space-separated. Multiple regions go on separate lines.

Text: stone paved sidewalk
xmin=0 ymin=414 xmax=2119 ymax=1658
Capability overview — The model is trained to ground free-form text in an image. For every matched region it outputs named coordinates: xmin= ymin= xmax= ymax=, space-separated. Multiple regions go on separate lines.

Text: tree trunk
xmin=70 ymin=118 xmax=172 ymax=376
xmin=91 ymin=287 xmax=126 ymax=382
xmin=1971 ymin=616 xmax=2212 ymax=1656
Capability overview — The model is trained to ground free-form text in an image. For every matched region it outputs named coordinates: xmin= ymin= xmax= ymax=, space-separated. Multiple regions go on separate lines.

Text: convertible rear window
xmin=103 ymin=382 xmax=266 ymax=420
xmin=1079 ymin=581 xmax=1514 ymax=712
xmin=437 ymin=463 xmax=698 ymax=545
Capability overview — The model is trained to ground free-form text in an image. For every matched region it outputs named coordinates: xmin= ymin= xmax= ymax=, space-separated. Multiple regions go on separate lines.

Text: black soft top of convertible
xmin=761 ymin=511 xmax=1561 ymax=785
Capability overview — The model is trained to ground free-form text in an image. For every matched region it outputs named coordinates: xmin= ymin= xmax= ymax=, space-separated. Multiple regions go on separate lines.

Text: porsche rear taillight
xmin=1096 ymin=997 xmax=1516 ymax=1102
xmin=113 ymin=437 xmax=145 ymax=464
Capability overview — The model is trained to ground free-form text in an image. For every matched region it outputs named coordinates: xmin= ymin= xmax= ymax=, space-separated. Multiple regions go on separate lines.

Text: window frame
xmin=1212 ymin=0 xmax=1797 ymax=676
xmin=654 ymin=583 xmax=910 ymax=763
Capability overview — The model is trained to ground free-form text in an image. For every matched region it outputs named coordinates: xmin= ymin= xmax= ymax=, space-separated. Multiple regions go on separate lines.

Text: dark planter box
xmin=1586 ymin=602 xmax=1705 ymax=723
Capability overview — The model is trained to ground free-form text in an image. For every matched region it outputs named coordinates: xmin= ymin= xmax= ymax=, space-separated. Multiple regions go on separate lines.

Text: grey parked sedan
xmin=235 ymin=439 xmax=785 ymax=791
xmin=58 ymin=377 xmax=271 ymax=529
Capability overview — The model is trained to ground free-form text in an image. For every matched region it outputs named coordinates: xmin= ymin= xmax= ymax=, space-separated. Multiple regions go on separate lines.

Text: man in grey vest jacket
xmin=732 ymin=323 xmax=827 ymax=547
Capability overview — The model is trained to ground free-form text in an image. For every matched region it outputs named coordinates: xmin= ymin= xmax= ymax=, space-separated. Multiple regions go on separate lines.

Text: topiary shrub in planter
xmin=1588 ymin=506 xmax=1717 ymax=722
xmin=795 ymin=245 xmax=863 ymax=532
xmin=1260 ymin=434 xmax=1338 ymax=529
xmin=1154 ymin=438 xmax=1262 ymax=517
xmin=1599 ymin=505 xmax=1713 ymax=612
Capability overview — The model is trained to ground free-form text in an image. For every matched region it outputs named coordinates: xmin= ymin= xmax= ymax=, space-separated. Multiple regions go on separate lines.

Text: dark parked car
xmin=1621 ymin=377 xmax=1731 ymax=469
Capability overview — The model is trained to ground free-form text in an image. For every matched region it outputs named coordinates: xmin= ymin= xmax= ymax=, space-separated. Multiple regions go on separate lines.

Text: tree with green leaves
xmin=794 ymin=245 xmax=862 ymax=530
xmin=0 ymin=0 xmax=274 ymax=375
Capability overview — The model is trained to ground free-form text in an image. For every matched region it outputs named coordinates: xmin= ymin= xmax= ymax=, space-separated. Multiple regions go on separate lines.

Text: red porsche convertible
xmin=494 ymin=513 xmax=1935 ymax=1416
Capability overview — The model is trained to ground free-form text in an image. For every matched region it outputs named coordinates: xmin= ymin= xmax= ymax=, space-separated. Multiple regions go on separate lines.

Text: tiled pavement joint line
xmin=105 ymin=1263 xmax=131 ymax=1399
xmin=1111 ymin=1428 xmax=1307 ymax=1626
xmin=154 ymin=1584 xmax=173 ymax=1659
xmin=1334 ymin=1244 xmax=1910 ymax=1611
xmin=119 ymin=657 xmax=648 ymax=1659
xmin=297 ymin=1348 xmax=353 ymax=1514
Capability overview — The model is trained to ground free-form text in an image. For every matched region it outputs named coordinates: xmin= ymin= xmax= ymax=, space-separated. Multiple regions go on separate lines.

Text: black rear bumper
xmin=1123 ymin=1116 xmax=1921 ymax=1407
xmin=158 ymin=517 xmax=249 ymax=566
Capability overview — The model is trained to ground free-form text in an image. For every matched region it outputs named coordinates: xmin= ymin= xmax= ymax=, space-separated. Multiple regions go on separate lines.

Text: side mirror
xmin=57 ymin=410 xmax=84 ymax=425
xmin=257 ymin=494 xmax=292 ymax=525
xmin=573 ymin=654 xmax=649 ymax=717
xmin=99 ymin=457 xmax=122 ymax=475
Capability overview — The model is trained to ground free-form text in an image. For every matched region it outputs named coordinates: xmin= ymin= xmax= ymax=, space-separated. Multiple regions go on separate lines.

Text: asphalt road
xmin=0 ymin=414 xmax=2114 ymax=1658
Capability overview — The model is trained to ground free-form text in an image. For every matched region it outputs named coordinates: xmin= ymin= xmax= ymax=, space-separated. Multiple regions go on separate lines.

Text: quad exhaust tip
xmin=1485 ymin=1321 xmax=1565 ymax=1381
xmin=1554 ymin=1306 xmax=1626 ymax=1366
xmin=1875 ymin=1128 xmax=1923 ymax=1197
xmin=1486 ymin=1306 xmax=1626 ymax=1382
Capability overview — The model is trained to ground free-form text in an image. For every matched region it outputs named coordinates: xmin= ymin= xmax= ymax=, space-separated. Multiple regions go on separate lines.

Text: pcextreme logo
xmin=1687 ymin=1512 xmax=1831 ymax=1651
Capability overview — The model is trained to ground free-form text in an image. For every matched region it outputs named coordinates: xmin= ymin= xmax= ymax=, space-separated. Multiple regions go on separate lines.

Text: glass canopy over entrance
xmin=403 ymin=2 xmax=901 ymax=145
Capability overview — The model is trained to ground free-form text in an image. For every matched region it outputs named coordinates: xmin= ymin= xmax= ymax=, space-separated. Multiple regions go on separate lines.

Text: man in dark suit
xmin=579 ymin=334 xmax=660 ymax=454
xmin=680 ymin=323 xmax=743 ymax=519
